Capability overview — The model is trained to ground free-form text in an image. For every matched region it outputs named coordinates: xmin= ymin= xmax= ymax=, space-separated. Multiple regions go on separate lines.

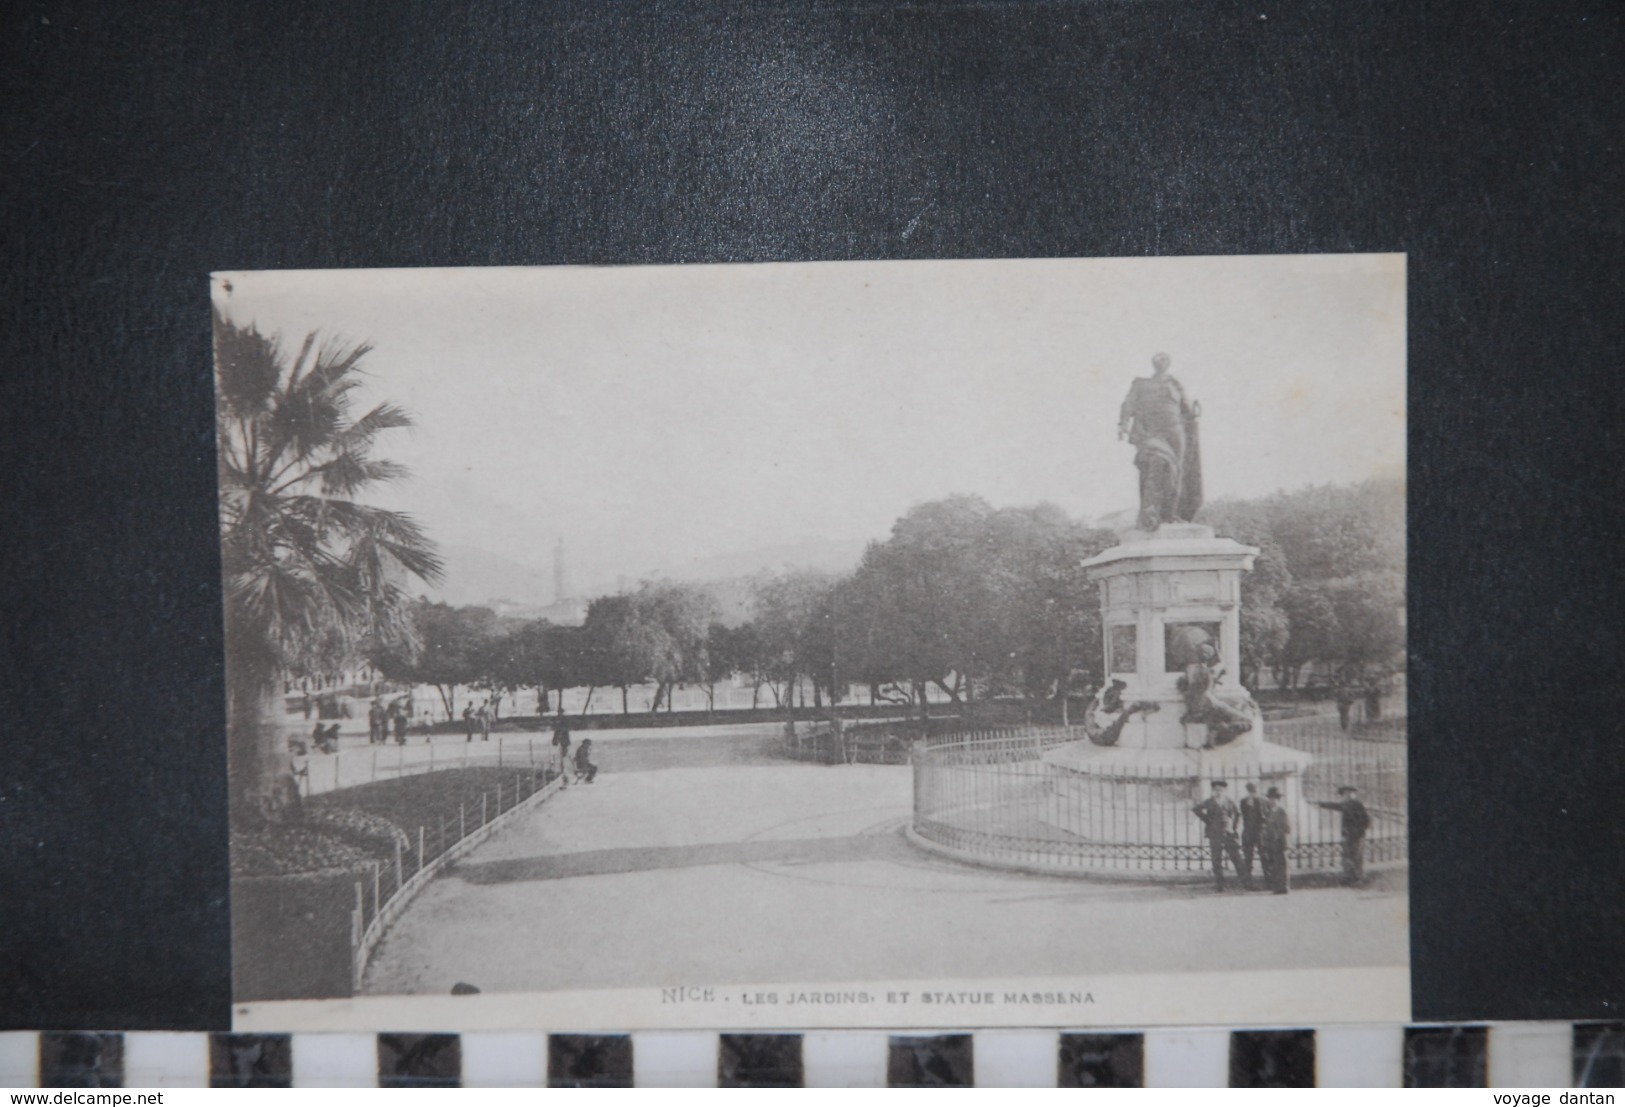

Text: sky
xmin=212 ymin=255 xmax=1405 ymax=597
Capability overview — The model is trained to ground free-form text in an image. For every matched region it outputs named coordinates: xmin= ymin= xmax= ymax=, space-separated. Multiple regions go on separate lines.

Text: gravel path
xmin=362 ymin=756 xmax=1407 ymax=997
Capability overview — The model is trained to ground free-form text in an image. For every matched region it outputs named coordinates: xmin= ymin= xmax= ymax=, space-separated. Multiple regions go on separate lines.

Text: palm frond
xmin=334 ymin=402 xmax=413 ymax=450
xmin=212 ymin=311 xmax=282 ymax=419
xmin=216 ymin=311 xmax=440 ymax=693
xmin=312 ymin=453 xmax=410 ymax=496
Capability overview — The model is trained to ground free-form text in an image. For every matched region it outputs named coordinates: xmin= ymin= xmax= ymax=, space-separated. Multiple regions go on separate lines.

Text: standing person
xmin=392 ymin=706 xmax=408 ymax=746
xmin=574 ymin=737 xmax=597 ymax=783
xmin=367 ymin=700 xmax=383 ymax=745
xmin=1316 ymin=785 xmax=1373 ymax=885
xmin=1238 ymin=782 xmax=1266 ymax=888
xmin=552 ymin=722 xmax=572 ymax=785
xmin=463 ymin=703 xmax=477 ymax=743
xmin=1191 ymin=780 xmax=1245 ymax=891
xmin=477 ymin=700 xmax=491 ymax=742
xmin=1364 ymin=679 xmax=1383 ymax=722
xmin=1261 ymin=786 xmax=1292 ymax=895
xmin=1335 ymin=685 xmax=1356 ymax=731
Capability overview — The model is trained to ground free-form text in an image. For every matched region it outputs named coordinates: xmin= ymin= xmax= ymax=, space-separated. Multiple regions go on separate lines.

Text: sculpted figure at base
xmin=1118 ymin=352 xmax=1203 ymax=530
xmin=1171 ymin=628 xmax=1253 ymax=749
xmin=1085 ymin=679 xmax=1160 ymax=747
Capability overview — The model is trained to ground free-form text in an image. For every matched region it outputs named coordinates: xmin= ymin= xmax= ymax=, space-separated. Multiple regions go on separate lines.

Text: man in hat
xmin=551 ymin=722 xmax=572 ymax=786
xmin=1316 ymin=785 xmax=1373 ymax=885
xmin=1238 ymin=782 xmax=1266 ymax=888
xmin=1260 ymin=786 xmax=1292 ymax=894
xmin=1191 ymin=780 xmax=1245 ymax=891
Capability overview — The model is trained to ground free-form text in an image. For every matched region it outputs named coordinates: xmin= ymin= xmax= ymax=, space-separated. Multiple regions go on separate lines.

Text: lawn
xmin=232 ymin=765 xmax=558 ymax=878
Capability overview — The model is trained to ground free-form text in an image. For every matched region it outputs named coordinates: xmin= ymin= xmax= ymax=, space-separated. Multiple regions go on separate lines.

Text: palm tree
xmin=215 ymin=309 xmax=442 ymax=824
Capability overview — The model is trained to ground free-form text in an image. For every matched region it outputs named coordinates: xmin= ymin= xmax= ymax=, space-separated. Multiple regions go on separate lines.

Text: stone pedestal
xmin=1039 ymin=523 xmax=1313 ymax=850
xmin=1081 ymin=522 xmax=1259 ymax=751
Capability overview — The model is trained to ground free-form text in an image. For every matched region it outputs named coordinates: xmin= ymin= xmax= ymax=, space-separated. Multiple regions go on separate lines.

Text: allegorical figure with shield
xmin=1117 ymin=352 xmax=1203 ymax=531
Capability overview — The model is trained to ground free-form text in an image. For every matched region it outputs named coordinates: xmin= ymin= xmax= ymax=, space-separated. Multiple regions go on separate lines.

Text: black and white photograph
xmin=216 ymin=254 xmax=1407 ymax=1031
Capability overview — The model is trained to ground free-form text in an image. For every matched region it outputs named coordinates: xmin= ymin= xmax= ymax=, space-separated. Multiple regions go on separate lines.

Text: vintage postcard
xmin=215 ymin=255 xmax=1408 ymax=1031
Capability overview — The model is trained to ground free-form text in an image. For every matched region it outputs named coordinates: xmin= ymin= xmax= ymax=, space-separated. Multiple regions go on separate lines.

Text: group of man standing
xmin=1191 ymin=780 xmax=1371 ymax=894
xmin=462 ymin=700 xmax=494 ymax=743
xmin=366 ymin=698 xmax=411 ymax=745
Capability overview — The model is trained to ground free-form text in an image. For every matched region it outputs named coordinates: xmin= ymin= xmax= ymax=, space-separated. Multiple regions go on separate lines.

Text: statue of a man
xmin=1118 ymin=352 xmax=1203 ymax=530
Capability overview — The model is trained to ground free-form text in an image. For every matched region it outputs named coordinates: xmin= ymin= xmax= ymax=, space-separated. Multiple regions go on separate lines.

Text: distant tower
xmin=553 ymin=538 xmax=572 ymax=602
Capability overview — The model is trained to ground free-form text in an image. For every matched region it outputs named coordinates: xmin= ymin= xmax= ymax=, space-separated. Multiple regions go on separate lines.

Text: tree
xmin=216 ymin=311 xmax=441 ymax=824
xmin=1261 ymin=479 xmax=1404 ymax=583
xmin=754 ymin=570 xmax=837 ymax=716
xmin=1278 ymin=583 xmax=1339 ymax=687
xmin=884 ymin=495 xmax=999 ymax=709
xmin=1202 ymin=500 xmax=1294 ymax=689
xmin=715 ymin=621 xmax=771 ymax=708
xmin=1204 ymin=481 xmax=1405 ymax=689
xmin=833 ymin=495 xmax=1081 ymax=720
xmin=634 ymin=582 xmax=717 ymax=713
xmin=477 ymin=618 xmax=573 ymax=717
xmin=371 ymin=601 xmax=497 ymax=720
xmin=981 ymin=504 xmax=1115 ymax=705
xmin=1327 ymin=571 xmax=1405 ymax=679
xmin=581 ymin=594 xmax=667 ymax=714
xmin=698 ymin=622 xmax=742 ymax=715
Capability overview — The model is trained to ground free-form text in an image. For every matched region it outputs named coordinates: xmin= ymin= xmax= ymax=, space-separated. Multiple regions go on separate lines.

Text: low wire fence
xmin=781 ymin=721 xmax=915 ymax=765
xmin=294 ymin=735 xmax=559 ymax=797
xmin=910 ymin=717 xmax=1406 ymax=877
xmin=782 ymin=718 xmax=1070 ymax=766
xmin=347 ymin=764 xmax=563 ymax=991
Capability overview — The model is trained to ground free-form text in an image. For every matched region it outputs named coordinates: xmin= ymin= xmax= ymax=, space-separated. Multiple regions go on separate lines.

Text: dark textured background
xmin=1 ymin=0 xmax=1620 ymax=1030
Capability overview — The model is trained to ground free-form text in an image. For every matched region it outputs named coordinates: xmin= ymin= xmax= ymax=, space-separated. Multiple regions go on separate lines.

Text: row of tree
xmin=1201 ymin=479 xmax=1405 ymax=688
xmin=373 ymin=478 xmax=1405 ymax=725
xmin=215 ymin=308 xmax=1402 ymax=825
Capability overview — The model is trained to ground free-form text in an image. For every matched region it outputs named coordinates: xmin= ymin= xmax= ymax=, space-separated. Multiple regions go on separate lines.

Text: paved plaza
xmin=361 ymin=731 xmax=1407 ymax=997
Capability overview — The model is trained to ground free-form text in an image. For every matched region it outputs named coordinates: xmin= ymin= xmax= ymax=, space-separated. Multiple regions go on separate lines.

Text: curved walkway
xmin=362 ymin=759 xmax=1406 ymax=998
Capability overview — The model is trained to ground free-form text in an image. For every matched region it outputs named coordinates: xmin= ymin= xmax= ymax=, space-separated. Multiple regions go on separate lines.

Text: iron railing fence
xmin=911 ymin=721 xmax=1406 ymax=876
xmin=347 ymin=764 xmax=563 ymax=991
xmin=1262 ymin=714 xmax=1408 ymax=827
xmin=787 ymin=720 xmax=1083 ymax=765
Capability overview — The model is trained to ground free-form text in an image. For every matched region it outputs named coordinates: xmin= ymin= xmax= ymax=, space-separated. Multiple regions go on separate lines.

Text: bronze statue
xmin=1118 ymin=352 xmax=1203 ymax=530
xmin=1175 ymin=637 xmax=1252 ymax=749
xmin=1085 ymin=678 xmax=1160 ymax=747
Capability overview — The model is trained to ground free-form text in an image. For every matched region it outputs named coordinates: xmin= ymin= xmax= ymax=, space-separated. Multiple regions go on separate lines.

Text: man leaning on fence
xmin=1191 ymin=780 xmax=1245 ymax=891
xmin=1316 ymin=785 xmax=1372 ymax=885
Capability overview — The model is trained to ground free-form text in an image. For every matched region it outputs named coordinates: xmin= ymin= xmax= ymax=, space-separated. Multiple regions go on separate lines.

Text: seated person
xmin=574 ymin=738 xmax=598 ymax=783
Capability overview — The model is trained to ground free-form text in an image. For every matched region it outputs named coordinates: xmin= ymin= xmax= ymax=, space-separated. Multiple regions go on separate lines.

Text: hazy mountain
xmin=416 ymin=534 xmax=870 ymax=617
xmin=416 ymin=544 xmax=553 ymax=608
xmin=659 ymin=535 xmax=868 ymax=585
